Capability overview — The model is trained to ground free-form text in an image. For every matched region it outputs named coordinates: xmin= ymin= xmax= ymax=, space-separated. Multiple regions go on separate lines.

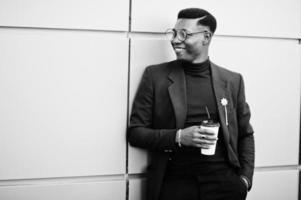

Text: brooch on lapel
xmin=221 ymin=98 xmax=228 ymax=126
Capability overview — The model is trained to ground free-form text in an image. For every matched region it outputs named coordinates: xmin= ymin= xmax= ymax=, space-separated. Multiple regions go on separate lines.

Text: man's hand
xmin=179 ymin=125 xmax=218 ymax=148
xmin=240 ymin=176 xmax=250 ymax=191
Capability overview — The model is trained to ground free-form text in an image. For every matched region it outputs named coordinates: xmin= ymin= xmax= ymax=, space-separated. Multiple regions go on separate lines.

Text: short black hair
xmin=177 ymin=8 xmax=217 ymax=33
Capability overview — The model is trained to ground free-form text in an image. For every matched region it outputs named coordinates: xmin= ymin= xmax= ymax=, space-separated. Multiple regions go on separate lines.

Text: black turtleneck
xmin=183 ymin=59 xmax=210 ymax=76
xmin=167 ymin=59 xmax=228 ymax=177
xmin=182 ymin=59 xmax=217 ymax=126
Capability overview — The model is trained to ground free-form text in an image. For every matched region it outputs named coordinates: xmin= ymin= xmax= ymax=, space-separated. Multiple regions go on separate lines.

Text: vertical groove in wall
xmin=125 ymin=38 xmax=131 ymax=200
xmin=299 ymin=41 xmax=301 ymax=200
xmin=298 ymin=58 xmax=301 ymax=200
xmin=126 ymin=0 xmax=133 ymax=200
xmin=299 ymin=171 xmax=301 ymax=200
xmin=299 ymin=38 xmax=301 ymax=200
xmin=128 ymin=0 xmax=132 ymax=32
xmin=299 ymin=39 xmax=301 ymax=200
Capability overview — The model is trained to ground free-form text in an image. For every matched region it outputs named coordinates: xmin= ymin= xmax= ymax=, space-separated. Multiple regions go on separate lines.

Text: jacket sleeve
xmin=128 ymin=67 xmax=177 ymax=151
xmin=236 ymin=74 xmax=255 ymax=190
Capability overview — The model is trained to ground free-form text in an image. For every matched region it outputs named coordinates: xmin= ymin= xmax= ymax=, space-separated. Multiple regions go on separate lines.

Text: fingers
xmin=193 ymin=130 xmax=217 ymax=141
xmin=181 ymin=126 xmax=217 ymax=148
xmin=194 ymin=143 xmax=212 ymax=149
xmin=199 ymin=134 xmax=218 ymax=141
xmin=193 ymin=138 xmax=216 ymax=145
xmin=198 ymin=127 xmax=216 ymax=135
xmin=192 ymin=131 xmax=217 ymax=148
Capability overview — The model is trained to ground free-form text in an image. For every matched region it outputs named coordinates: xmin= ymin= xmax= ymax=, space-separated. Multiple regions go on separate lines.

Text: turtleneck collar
xmin=180 ymin=58 xmax=210 ymax=76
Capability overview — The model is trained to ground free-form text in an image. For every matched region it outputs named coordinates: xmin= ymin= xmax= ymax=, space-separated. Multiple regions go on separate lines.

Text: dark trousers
xmin=159 ymin=168 xmax=248 ymax=200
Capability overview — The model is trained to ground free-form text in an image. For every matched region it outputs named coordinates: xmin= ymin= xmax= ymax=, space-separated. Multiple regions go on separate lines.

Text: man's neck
xmin=191 ymin=55 xmax=209 ymax=64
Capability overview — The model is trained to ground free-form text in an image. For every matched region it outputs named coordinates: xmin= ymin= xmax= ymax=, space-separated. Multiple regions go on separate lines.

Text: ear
xmin=202 ymin=32 xmax=212 ymax=46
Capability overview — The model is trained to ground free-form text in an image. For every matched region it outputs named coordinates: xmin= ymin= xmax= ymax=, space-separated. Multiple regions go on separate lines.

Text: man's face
xmin=171 ymin=18 xmax=209 ymax=63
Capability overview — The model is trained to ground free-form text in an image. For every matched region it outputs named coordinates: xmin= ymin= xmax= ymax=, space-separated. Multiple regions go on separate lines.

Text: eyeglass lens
xmin=166 ymin=29 xmax=186 ymax=41
xmin=166 ymin=30 xmax=176 ymax=40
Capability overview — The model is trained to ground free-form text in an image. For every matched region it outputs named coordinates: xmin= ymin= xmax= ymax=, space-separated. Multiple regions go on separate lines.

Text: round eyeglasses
xmin=165 ymin=28 xmax=210 ymax=42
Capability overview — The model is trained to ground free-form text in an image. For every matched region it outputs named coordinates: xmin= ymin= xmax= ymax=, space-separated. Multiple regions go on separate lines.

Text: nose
xmin=171 ymin=34 xmax=182 ymax=45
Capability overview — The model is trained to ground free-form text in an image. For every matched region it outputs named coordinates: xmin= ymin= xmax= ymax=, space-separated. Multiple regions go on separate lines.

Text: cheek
xmin=185 ymin=43 xmax=202 ymax=54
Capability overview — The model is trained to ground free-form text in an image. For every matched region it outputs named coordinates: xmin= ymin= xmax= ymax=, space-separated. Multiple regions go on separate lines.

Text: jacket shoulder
xmin=146 ymin=60 xmax=177 ymax=72
xmin=144 ymin=60 xmax=177 ymax=78
xmin=212 ymin=62 xmax=242 ymax=81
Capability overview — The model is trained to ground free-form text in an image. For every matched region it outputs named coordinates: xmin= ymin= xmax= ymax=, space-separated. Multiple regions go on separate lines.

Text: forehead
xmin=174 ymin=18 xmax=206 ymax=31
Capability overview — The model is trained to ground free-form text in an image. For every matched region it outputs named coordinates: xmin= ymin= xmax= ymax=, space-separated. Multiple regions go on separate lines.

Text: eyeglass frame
xmin=165 ymin=28 xmax=211 ymax=42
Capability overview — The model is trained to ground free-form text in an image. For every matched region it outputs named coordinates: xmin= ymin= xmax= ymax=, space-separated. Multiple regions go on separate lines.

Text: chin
xmin=176 ymin=54 xmax=185 ymax=60
xmin=176 ymin=55 xmax=192 ymax=62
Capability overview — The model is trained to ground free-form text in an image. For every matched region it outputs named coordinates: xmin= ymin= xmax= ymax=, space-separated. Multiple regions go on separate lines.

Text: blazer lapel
xmin=167 ymin=60 xmax=231 ymax=142
xmin=168 ymin=62 xmax=187 ymax=129
xmin=210 ymin=62 xmax=230 ymax=145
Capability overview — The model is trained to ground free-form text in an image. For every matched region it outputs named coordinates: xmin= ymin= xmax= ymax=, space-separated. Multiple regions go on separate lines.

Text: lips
xmin=173 ymin=46 xmax=185 ymax=53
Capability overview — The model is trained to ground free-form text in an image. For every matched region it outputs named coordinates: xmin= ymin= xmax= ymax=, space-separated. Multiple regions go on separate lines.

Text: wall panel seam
xmin=1 ymin=26 xmax=300 ymax=41
xmin=126 ymin=0 xmax=133 ymax=199
xmin=0 ymin=174 xmax=127 ymax=187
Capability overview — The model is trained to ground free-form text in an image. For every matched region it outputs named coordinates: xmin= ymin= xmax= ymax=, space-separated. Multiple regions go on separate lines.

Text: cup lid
xmin=201 ymin=120 xmax=220 ymax=127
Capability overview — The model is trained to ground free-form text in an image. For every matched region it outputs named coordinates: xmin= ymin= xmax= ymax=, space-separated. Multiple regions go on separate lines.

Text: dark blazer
xmin=128 ymin=60 xmax=254 ymax=200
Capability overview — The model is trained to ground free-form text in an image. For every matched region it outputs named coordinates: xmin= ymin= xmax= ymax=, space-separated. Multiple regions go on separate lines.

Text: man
xmin=128 ymin=8 xmax=254 ymax=200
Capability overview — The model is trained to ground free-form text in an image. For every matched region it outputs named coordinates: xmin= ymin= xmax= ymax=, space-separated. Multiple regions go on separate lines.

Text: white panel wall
xmin=129 ymin=179 xmax=146 ymax=200
xmin=0 ymin=29 xmax=128 ymax=180
xmin=248 ymin=170 xmax=299 ymax=200
xmin=0 ymin=0 xmax=129 ymax=31
xmin=0 ymin=180 xmax=126 ymax=200
xmin=0 ymin=0 xmax=129 ymax=199
xmin=132 ymin=0 xmax=301 ymax=38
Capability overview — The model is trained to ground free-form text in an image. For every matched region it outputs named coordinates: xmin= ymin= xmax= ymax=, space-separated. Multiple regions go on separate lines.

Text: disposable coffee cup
xmin=200 ymin=121 xmax=220 ymax=155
